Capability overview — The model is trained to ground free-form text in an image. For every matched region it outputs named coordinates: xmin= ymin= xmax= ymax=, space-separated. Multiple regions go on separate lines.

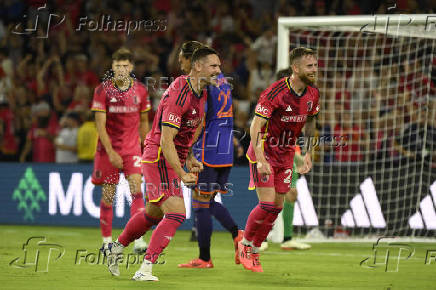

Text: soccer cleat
xmin=259 ymin=241 xmax=268 ymax=252
xmin=178 ymin=258 xmax=214 ymax=268
xmin=132 ymin=271 xmax=159 ymax=281
xmin=281 ymin=240 xmax=312 ymax=250
xmin=251 ymin=253 xmax=263 ymax=272
xmin=101 ymin=241 xmax=124 ymax=276
xmin=133 ymin=238 xmax=148 ymax=254
xmin=233 ymin=230 xmax=244 ymax=264
xmin=238 ymin=241 xmax=252 ymax=270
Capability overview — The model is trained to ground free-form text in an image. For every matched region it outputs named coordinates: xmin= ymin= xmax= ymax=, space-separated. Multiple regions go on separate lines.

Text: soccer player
xmin=103 ymin=47 xmax=222 ymax=281
xmin=91 ymin=47 xmax=150 ymax=253
xmin=176 ymin=41 xmax=243 ymax=269
xmin=260 ymin=69 xmax=312 ymax=251
xmin=238 ymin=47 xmax=319 ymax=272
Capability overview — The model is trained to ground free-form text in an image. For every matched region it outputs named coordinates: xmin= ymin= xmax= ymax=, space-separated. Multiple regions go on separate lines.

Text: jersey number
xmin=217 ymin=90 xmax=233 ymax=118
xmin=133 ymin=156 xmax=141 ymax=167
xmin=284 ymin=169 xmax=293 ymax=184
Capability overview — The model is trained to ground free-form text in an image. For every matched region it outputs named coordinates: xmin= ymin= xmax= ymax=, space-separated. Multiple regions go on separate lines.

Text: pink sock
xmin=243 ymin=202 xmax=275 ymax=242
xmin=253 ymin=207 xmax=282 ymax=247
xmin=145 ymin=213 xmax=185 ymax=263
xmin=130 ymin=192 xmax=145 ymax=217
xmin=100 ymin=201 xmax=113 ymax=238
xmin=118 ymin=210 xmax=162 ymax=246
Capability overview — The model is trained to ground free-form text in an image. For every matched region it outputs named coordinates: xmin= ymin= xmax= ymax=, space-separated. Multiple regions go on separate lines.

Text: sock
xmin=194 ymin=207 xmax=212 ymax=261
xmin=253 ymin=207 xmax=282 ymax=247
xmin=145 ymin=213 xmax=186 ymax=263
xmin=100 ymin=201 xmax=113 ymax=238
xmin=209 ymin=200 xmax=238 ymax=239
xmin=283 ymin=201 xmax=295 ymax=242
xmin=118 ymin=211 xmax=161 ymax=247
xmin=243 ymin=202 xmax=275 ymax=242
xmin=130 ymin=192 xmax=145 ymax=217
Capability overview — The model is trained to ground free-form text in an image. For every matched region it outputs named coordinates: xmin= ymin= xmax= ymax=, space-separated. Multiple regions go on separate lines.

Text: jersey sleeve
xmin=161 ymin=81 xmax=190 ymax=129
xmin=91 ymin=85 xmax=106 ymax=112
xmin=139 ymin=83 xmax=152 ymax=113
xmin=309 ymin=88 xmax=320 ymax=116
xmin=254 ymin=81 xmax=283 ymax=119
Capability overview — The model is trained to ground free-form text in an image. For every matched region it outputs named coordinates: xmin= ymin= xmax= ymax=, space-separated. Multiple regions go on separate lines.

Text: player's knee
xmin=286 ymin=188 xmax=297 ymax=202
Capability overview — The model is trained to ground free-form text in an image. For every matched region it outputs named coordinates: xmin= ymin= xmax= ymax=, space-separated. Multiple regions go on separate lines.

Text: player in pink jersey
xmin=91 ymin=48 xmax=151 ymax=253
xmin=238 ymin=47 xmax=320 ymax=272
xmin=103 ymin=47 xmax=222 ymax=281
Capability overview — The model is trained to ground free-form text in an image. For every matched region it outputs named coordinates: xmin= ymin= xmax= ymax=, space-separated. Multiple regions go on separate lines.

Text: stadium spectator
xmin=55 ymin=112 xmax=80 ymax=163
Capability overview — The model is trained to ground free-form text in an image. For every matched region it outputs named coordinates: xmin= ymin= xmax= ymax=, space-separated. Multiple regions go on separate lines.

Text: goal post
xmin=274 ymin=15 xmax=436 ymax=240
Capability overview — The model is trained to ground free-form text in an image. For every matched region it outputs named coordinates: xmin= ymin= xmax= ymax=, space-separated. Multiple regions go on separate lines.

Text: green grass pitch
xmin=1 ymin=225 xmax=435 ymax=289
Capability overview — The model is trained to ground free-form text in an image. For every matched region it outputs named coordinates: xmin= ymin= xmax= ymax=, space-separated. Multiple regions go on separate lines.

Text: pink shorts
xmin=142 ymin=159 xmax=183 ymax=206
xmin=248 ymin=161 xmax=294 ymax=194
xmin=92 ymin=150 xmax=142 ymax=185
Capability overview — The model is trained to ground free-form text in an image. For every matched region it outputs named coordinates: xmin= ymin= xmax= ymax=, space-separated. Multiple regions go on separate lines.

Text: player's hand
xmin=257 ymin=159 xmax=272 ymax=176
xmin=186 ymin=156 xmax=203 ymax=173
xmin=108 ymin=150 xmax=123 ymax=169
xmin=298 ymin=154 xmax=312 ymax=174
xmin=181 ymin=172 xmax=197 ymax=186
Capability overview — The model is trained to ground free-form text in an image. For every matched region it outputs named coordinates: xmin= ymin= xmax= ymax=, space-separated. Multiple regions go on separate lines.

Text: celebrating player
xmin=91 ymin=47 xmax=150 ymax=253
xmin=239 ymin=47 xmax=319 ymax=272
xmin=260 ymin=69 xmax=312 ymax=251
xmin=176 ymin=41 xmax=243 ymax=269
xmin=103 ymin=47 xmax=222 ymax=281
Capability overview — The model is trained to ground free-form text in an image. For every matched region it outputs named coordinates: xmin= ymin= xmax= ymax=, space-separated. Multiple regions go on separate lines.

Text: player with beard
xmin=238 ymin=47 xmax=320 ymax=272
xmin=103 ymin=47 xmax=222 ymax=281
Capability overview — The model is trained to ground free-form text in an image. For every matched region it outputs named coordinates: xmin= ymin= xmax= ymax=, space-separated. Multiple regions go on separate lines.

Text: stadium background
xmin=0 ymin=0 xmax=435 ymax=238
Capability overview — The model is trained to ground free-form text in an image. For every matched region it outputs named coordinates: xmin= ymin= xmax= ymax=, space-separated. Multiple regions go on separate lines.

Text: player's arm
xmin=250 ymin=115 xmax=271 ymax=175
xmin=160 ymin=125 xmax=197 ymax=185
xmin=139 ymin=112 xmax=149 ymax=145
xmin=299 ymin=115 xmax=317 ymax=174
xmin=94 ymin=112 xmax=123 ymax=169
xmin=186 ymin=116 xmax=205 ymax=173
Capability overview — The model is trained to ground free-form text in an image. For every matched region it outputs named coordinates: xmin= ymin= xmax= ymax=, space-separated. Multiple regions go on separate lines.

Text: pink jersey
xmin=91 ymin=79 xmax=151 ymax=155
xmin=247 ymin=77 xmax=320 ymax=168
xmin=142 ymin=76 xmax=206 ymax=165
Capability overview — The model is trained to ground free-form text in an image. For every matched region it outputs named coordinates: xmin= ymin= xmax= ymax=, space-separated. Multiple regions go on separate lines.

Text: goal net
xmin=277 ymin=15 xmax=436 ymax=239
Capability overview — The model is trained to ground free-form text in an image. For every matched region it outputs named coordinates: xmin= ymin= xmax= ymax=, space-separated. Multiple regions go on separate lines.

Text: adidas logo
xmin=408 ymin=181 xmax=436 ymax=230
xmin=286 ymin=106 xmax=292 ymax=112
xmin=292 ymin=177 xmax=318 ymax=226
xmin=110 ymin=97 xmax=117 ymax=103
xmin=341 ymin=178 xmax=386 ymax=228
xmin=192 ymin=109 xmax=196 ymax=114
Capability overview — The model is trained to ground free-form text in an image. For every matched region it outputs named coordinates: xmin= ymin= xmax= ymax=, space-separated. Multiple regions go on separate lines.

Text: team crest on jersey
xmin=133 ymin=95 xmax=138 ymax=104
xmin=307 ymin=101 xmax=313 ymax=112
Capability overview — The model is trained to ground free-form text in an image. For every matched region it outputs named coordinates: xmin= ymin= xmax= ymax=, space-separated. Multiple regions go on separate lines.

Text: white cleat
xmin=132 ymin=271 xmax=159 ymax=281
xmin=103 ymin=241 xmax=124 ymax=276
xmin=132 ymin=260 xmax=158 ymax=281
xmin=133 ymin=238 xmax=148 ymax=254
xmin=281 ymin=240 xmax=311 ymax=250
xmin=259 ymin=241 xmax=268 ymax=252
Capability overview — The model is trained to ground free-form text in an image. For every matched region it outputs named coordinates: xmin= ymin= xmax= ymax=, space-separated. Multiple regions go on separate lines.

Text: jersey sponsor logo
xmin=108 ymin=106 xmax=138 ymax=113
xmin=168 ymin=113 xmax=181 ymax=124
xmin=281 ymin=115 xmax=307 ymax=122
xmin=286 ymin=105 xmax=292 ymax=112
xmin=110 ymin=97 xmax=118 ymax=103
xmin=256 ymin=105 xmax=270 ymax=116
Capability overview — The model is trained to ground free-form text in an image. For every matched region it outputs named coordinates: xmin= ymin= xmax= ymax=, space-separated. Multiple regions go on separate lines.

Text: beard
xmin=299 ymin=72 xmax=316 ymax=86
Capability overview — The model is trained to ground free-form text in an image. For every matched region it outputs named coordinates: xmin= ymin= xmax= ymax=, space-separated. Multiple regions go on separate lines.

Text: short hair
xmin=276 ymin=68 xmax=290 ymax=80
xmin=191 ymin=47 xmax=219 ymax=64
xmin=289 ymin=47 xmax=317 ymax=66
xmin=180 ymin=41 xmax=204 ymax=58
xmin=112 ymin=47 xmax=133 ymax=62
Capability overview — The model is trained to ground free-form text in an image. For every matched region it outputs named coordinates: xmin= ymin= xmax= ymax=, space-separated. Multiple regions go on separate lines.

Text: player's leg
xmin=178 ymin=189 xmax=214 ymax=268
xmin=92 ymin=150 xmax=119 ymax=246
xmin=209 ymin=167 xmax=242 ymax=263
xmin=238 ymin=161 xmax=277 ymax=271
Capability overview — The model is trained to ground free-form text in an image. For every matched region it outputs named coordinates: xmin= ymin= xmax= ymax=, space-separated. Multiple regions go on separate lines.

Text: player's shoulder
xmin=134 ymin=80 xmax=147 ymax=90
xmin=94 ymin=80 xmax=111 ymax=96
xmin=263 ymin=77 xmax=289 ymax=100
xmin=306 ymin=85 xmax=320 ymax=97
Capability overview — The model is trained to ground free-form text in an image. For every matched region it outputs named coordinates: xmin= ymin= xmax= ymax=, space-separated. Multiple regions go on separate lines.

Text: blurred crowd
xmin=0 ymin=0 xmax=435 ymax=165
